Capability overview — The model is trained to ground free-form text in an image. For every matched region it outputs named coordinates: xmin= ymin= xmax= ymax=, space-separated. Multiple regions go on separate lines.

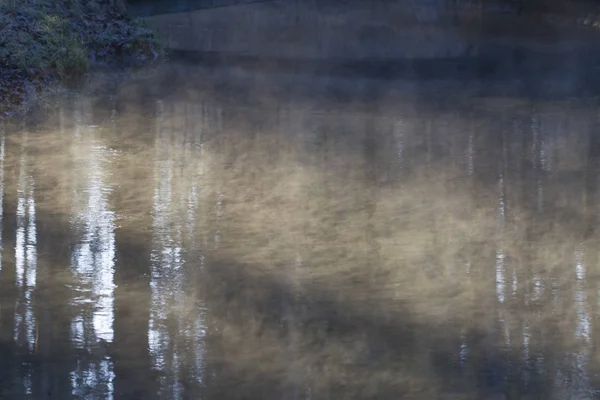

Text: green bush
xmin=0 ymin=0 xmax=163 ymax=115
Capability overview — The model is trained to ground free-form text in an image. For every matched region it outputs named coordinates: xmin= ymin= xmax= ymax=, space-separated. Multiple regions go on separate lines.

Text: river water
xmin=1 ymin=60 xmax=600 ymax=399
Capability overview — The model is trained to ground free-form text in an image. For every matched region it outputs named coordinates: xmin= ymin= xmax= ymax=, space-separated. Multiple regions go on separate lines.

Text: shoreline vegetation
xmin=0 ymin=0 xmax=163 ymax=120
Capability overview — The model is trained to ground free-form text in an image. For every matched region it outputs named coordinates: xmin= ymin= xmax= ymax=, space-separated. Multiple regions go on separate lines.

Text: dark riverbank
xmin=0 ymin=0 xmax=163 ymax=119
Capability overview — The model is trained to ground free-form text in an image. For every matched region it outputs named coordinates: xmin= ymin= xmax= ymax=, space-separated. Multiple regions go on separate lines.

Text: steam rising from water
xmin=0 ymin=73 xmax=600 ymax=398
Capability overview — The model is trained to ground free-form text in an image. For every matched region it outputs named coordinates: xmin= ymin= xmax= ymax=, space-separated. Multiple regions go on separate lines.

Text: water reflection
xmin=0 ymin=130 xmax=5 ymax=275
xmin=4 ymin=67 xmax=600 ymax=398
xmin=68 ymin=99 xmax=116 ymax=399
xmin=149 ymin=100 xmax=209 ymax=398
xmin=14 ymin=128 xmax=37 ymax=353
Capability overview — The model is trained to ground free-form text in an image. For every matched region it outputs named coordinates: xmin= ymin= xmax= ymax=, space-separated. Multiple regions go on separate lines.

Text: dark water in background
xmin=4 ymin=51 xmax=600 ymax=399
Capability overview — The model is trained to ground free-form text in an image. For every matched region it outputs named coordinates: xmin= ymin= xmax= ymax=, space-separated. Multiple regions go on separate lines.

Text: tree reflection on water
xmin=2 ymin=65 xmax=600 ymax=399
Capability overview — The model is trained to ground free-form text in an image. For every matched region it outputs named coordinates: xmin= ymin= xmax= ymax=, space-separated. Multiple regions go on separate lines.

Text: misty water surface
xmin=1 ymin=61 xmax=600 ymax=400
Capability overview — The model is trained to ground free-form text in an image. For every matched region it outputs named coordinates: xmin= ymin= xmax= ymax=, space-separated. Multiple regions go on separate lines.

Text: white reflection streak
xmin=495 ymin=250 xmax=505 ymax=304
xmin=574 ymin=250 xmax=590 ymax=342
xmin=495 ymin=174 xmax=506 ymax=304
xmin=523 ymin=321 xmax=530 ymax=363
xmin=149 ymin=100 xmax=182 ymax=394
xmin=71 ymin=137 xmax=116 ymax=343
xmin=148 ymin=98 xmax=165 ymax=369
xmin=25 ymin=190 xmax=36 ymax=349
xmin=70 ymin=359 xmax=115 ymax=400
xmin=13 ymin=133 xmax=37 ymax=352
xmin=149 ymin=101 xmax=208 ymax=396
xmin=459 ymin=331 xmax=468 ymax=366
xmin=215 ymin=192 xmax=222 ymax=249
xmin=498 ymin=311 xmax=510 ymax=346
xmin=69 ymin=104 xmax=116 ymax=399
xmin=192 ymin=114 xmax=207 ymax=384
xmin=573 ymin=249 xmax=592 ymax=397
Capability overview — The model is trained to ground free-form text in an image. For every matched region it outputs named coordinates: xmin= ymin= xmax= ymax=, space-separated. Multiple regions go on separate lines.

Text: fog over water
xmin=4 ymin=4 xmax=600 ymax=397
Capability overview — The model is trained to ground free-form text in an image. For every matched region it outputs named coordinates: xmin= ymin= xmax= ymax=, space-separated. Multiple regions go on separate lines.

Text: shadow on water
xmin=199 ymin=255 xmax=573 ymax=400
xmin=1 ymin=207 xmax=595 ymax=399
